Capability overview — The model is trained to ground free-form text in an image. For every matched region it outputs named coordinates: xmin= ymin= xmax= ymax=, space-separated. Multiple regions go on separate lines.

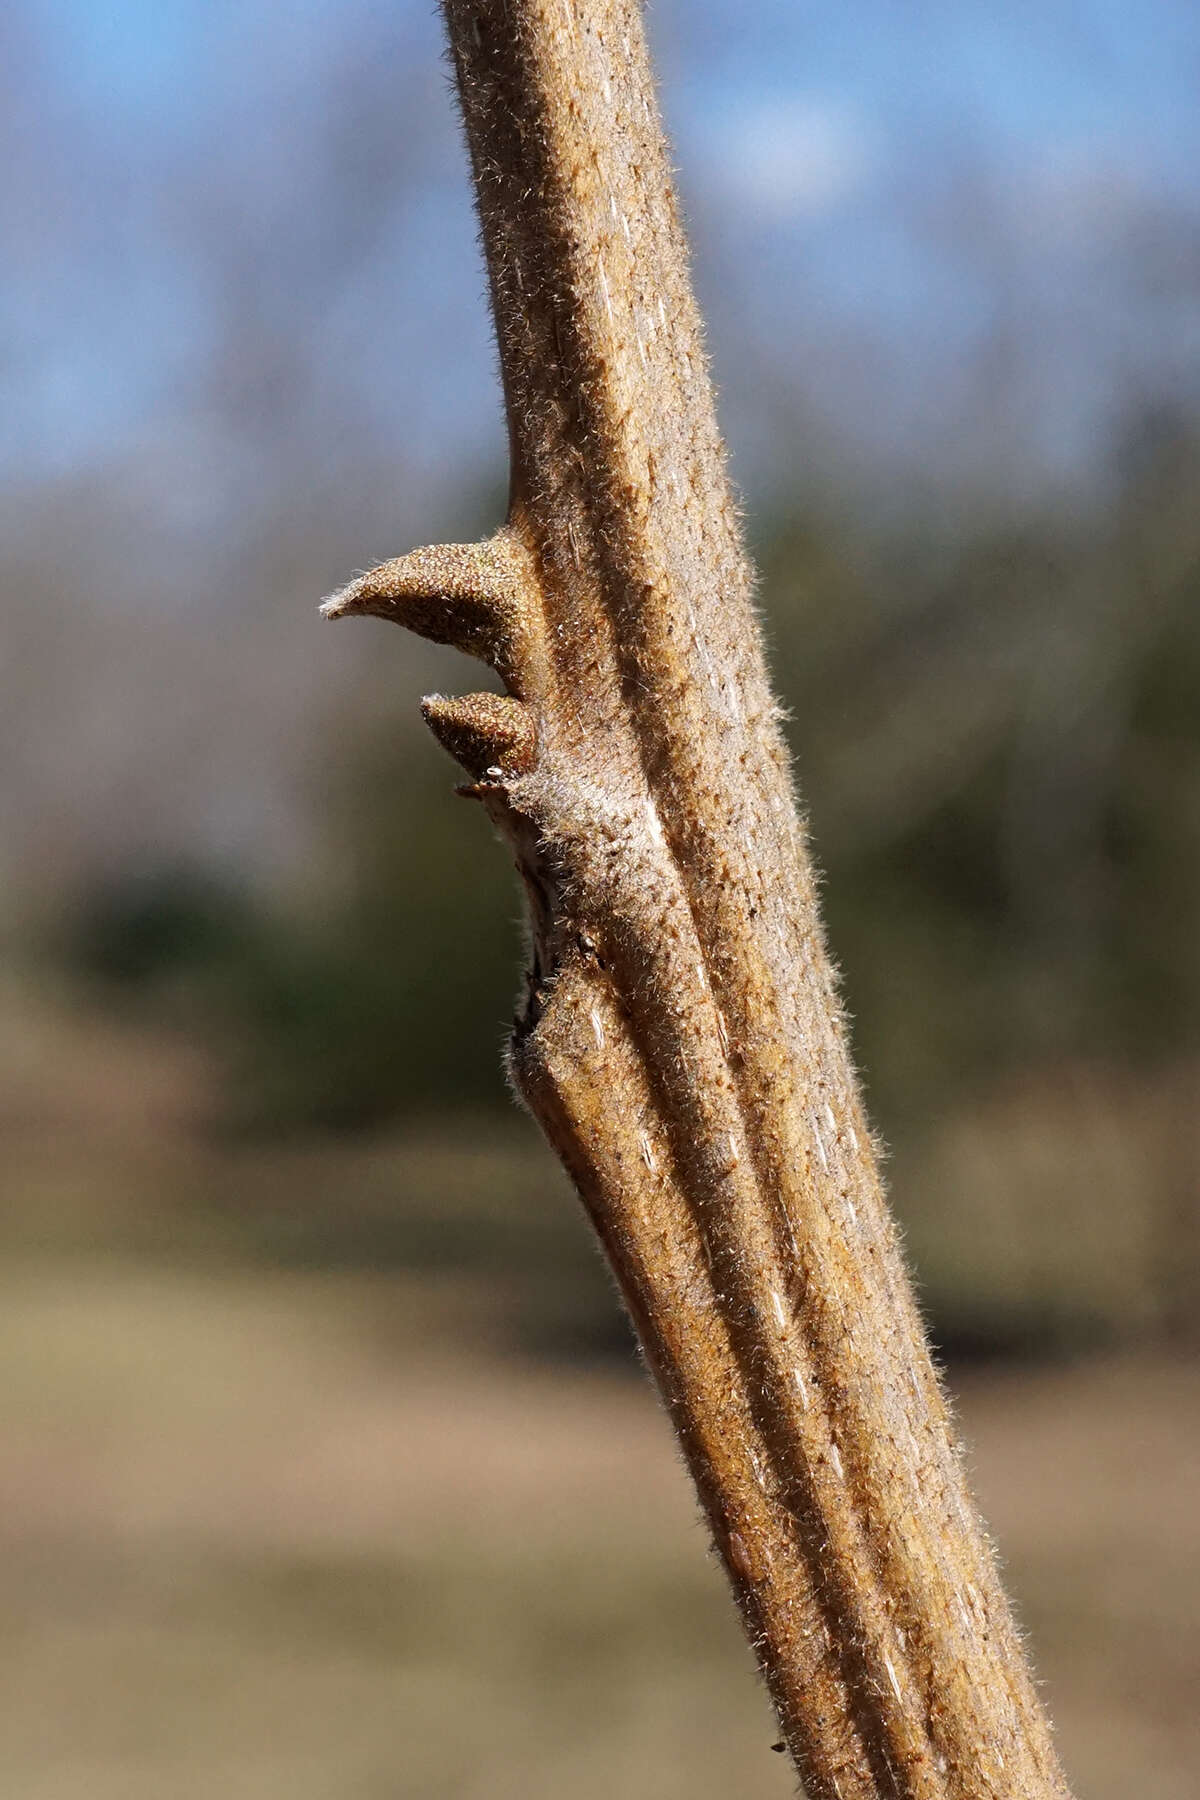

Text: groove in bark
xmin=323 ymin=4 xmax=1075 ymax=1797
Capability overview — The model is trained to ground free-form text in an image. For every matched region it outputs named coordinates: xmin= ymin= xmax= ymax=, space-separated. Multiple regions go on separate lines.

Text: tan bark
xmin=324 ymin=5 xmax=1076 ymax=1796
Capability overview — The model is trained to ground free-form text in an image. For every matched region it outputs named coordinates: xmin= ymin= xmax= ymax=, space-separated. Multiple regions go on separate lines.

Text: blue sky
xmin=3 ymin=0 xmax=1199 ymax=888
xmin=8 ymin=0 xmax=1200 ymax=499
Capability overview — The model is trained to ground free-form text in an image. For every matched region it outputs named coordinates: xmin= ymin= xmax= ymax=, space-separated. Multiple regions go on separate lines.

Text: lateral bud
xmin=420 ymin=691 xmax=536 ymax=783
xmin=321 ymin=531 xmax=540 ymax=695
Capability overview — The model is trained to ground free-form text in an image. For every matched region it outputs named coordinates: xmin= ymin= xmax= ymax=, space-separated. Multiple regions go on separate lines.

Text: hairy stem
xmin=324 ymin=4 xmax=1075 ymax=1796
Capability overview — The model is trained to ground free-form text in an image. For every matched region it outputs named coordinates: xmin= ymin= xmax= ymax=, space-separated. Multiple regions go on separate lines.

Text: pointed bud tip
xmin=319 ymin=537 xmax=538 ymax=690
xmin=421 ymin=691 xmax=536 ymax=781
xmin=319 ymin=578 xmax=371 ymax=620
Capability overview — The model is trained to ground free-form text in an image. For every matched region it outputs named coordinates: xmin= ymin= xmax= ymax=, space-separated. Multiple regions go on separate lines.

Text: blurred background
xmin=2 ymin=1 xmax=1199 ymax=1794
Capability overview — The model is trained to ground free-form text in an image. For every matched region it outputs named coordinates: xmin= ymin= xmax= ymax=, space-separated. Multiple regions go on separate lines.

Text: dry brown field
xmin=1 ymin=982 xmax=1197 ymax=1796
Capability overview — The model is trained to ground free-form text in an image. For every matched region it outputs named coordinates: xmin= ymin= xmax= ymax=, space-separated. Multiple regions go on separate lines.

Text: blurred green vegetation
xmin=65 ymin=778 xmax=521 ymax=1130
xmin=760 ymin=410 xmax=1200 ymax=1119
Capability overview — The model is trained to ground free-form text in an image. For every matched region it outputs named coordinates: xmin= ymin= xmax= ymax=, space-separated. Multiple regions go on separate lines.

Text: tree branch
xmin=325 ymin=4 xmax=1075 ymax=1795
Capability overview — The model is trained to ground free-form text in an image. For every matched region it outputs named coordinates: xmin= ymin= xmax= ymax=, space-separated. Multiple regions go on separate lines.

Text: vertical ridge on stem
xmin=325 ymin=4 xmax=1077 ymax=1796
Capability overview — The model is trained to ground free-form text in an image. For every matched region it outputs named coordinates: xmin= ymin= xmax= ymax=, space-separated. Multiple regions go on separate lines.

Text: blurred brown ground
xmin=1 ymin=980 xmax=1197 ymax=1799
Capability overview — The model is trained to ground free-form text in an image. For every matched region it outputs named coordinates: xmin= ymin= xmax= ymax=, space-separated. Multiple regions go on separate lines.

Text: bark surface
xmin=325 ymin=5 xmax=1076 ymax=1796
